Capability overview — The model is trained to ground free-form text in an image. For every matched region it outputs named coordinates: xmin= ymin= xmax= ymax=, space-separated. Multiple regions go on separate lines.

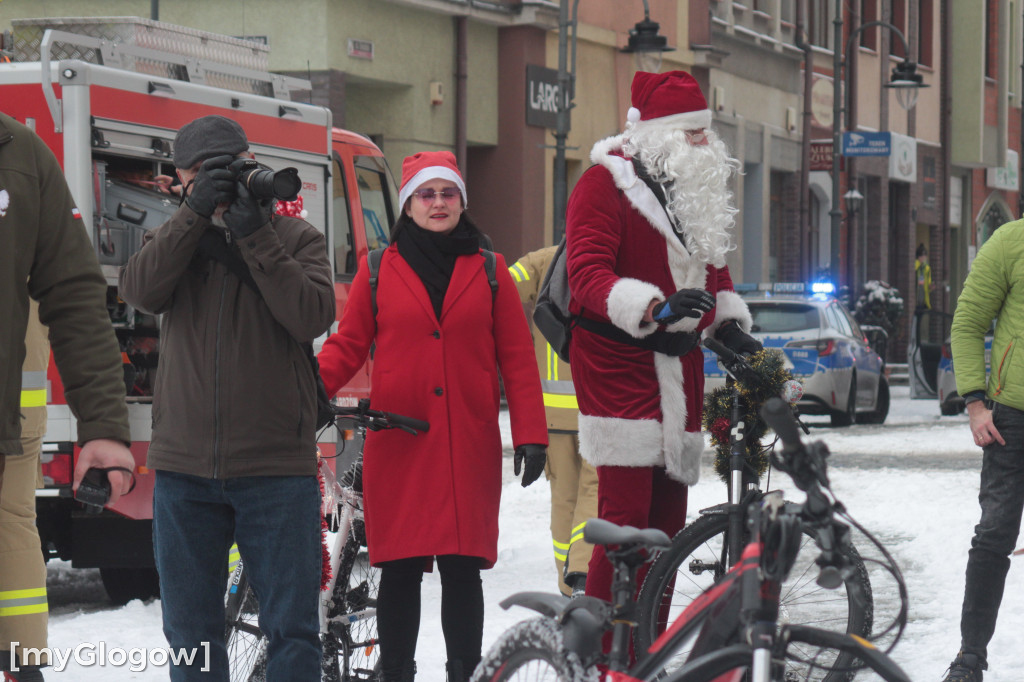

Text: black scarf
xmin=396 ymin=219 xmax=479 ymax=318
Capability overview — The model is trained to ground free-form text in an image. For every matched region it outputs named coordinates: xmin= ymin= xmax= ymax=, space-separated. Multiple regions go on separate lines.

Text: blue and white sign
xmin=842 ymin=131 xmax=891 ymax=156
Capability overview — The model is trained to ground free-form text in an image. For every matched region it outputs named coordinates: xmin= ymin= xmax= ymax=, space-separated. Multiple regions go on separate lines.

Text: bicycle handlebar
xmin=330 ymin=402 xmax=430 ymax=435
xmin=760 ymin=397 xmax=802 ymax=453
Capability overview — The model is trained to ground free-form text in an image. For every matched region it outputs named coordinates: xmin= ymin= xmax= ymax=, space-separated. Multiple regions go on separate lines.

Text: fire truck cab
xmin=0 ymin=17 xmax=396 ymax=603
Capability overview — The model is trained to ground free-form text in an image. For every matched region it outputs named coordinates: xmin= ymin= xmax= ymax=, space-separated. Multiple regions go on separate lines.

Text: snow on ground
xmin=42 ymin=386 xmax=1024 ymax=680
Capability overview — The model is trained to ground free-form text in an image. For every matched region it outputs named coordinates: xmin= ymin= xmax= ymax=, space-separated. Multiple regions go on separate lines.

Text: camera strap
xmin=196 ymin=229 xmax=336 ymax=430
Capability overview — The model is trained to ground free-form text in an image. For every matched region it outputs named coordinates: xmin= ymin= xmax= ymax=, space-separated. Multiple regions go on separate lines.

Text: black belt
xmin=575 ymin=315 xmax=700 ymax=357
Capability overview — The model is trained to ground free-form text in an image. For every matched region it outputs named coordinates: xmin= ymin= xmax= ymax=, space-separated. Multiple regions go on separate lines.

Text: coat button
xmin=432 ymin=330 xmax=440 ymax=339
xmin=434 ymin=387 xmax=444 ymax=396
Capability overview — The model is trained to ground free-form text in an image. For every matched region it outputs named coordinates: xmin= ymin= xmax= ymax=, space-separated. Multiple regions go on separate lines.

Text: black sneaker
xmin=942 ymin=652 xmax=984 ymax=682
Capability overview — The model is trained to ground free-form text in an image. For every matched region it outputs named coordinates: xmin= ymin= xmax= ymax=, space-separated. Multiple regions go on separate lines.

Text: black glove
xmin=514 ymin=444 xmax=546 ymax=488
xmin=223 ymin=183 xmax=273 ymax=238
xmin=184 ymin=155 xmax=236 ymax=218
xmin=715 ymin=320 xmax=762 ymax=357
xmin=652 ymin=289 xmax=716 ymax=325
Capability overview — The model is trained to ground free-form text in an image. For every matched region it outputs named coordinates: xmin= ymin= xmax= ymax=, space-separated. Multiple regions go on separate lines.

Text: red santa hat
xmin=625 ymin=70 xmax=713 ymax=134
xmin=398 ymin=150 xmax=468 ymax=209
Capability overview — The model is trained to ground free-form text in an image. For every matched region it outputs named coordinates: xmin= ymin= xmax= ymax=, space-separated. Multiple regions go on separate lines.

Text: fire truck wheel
xmin=100 ymin=567 xmax=161 ymax=605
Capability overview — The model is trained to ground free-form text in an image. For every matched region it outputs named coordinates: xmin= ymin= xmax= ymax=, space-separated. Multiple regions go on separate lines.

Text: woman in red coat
xmin=318 ymin=151 xmax=548 ymax=682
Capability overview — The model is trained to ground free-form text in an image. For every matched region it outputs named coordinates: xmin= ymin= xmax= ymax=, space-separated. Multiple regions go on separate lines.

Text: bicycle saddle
xmin=583 ymin=518 xmax=671 ymax=550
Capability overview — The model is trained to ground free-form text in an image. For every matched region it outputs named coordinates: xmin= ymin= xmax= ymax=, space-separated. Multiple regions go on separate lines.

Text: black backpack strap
xmin=631 ymin=157 xmax=685 ymax=245
xmin=481 ymin=249 xmax=498 ymax=303
xmin=367 ymin=247 xmax=385 ymax=319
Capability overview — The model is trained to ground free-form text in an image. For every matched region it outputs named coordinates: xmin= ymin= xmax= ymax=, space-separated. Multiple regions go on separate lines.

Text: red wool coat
xmin=318 ymin=245 xmax=547 ymax=568
xmin=565 ymin=138 xmax=752 ymax=485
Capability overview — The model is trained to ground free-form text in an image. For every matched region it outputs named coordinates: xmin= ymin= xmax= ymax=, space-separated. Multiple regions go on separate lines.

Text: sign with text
xmin=842 ymin=131 xmax=891 ymax=156
xmin=987 ymin=150 xmax=1020 ymax=191
xmin=526 ymin=65 xmax=564 ymax=129
xmin=889 ymin=132 xmax=917 ymax=183
xmin=347 ymin=39 xmax=373 ymax=60
xmin=810 ymin=142 xmax=833 ymax=171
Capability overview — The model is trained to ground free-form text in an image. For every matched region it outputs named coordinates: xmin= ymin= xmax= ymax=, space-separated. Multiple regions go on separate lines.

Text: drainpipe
xmin=455 ymin=16 xmax=468 ymax=171
xmin=796 ymin=0 xmax=813 ymax=280
xmin=151 ymin=0 xmax=159 ymax=20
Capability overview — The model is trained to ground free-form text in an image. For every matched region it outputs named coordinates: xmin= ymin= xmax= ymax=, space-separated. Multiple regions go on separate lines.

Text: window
xmin=825 ymin=304 xmax=852 ymax=337
xmin=890 ymin=0 xmax=907 ymax=59
xmin=918 ymin=0 xmax=934 ymax=66
xmin=807 ymin=0 xmax=832 ymax=49
xmin=860 ymin=0 xmax=878 ymax=51
xmin=354 ymin=155 xmax=396 ymax=254
xmin=331 ymin=153 xmax=355 ymax=279
xmin=749 ymin=304 xmax=821 ymax=333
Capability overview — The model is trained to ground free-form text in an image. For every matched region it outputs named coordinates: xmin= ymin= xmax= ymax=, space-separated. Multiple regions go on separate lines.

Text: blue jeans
xmin=153 ymin=470 xmax=322 ymax=681
xmin=959 ymin=402 xmax=1024 ymax=668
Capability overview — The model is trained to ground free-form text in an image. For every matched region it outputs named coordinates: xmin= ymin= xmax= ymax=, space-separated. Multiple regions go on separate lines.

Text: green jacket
xmin=951 ymin=218 xmax=1024 ymax=411
xmin=0 ymin=113 xmax=130 ymax=455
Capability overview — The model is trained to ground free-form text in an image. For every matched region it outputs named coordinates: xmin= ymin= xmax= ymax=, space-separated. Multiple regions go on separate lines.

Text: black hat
xmin=916 ymin=243 xmax=928 ymax=258
xmin=173 ymin=115 xmax=248 ymax=169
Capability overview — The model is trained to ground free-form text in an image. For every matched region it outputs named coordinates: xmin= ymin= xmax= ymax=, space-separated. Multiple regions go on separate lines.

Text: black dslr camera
xmin=232 ymin=159 xmax=301 ymax=202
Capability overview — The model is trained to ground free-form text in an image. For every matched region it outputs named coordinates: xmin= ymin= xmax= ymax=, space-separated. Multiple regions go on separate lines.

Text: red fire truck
xmin=0 ymin=17 xmax=396 ymax=602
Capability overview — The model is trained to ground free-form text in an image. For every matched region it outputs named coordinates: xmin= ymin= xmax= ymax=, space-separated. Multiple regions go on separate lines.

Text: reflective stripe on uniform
xmin=20 ymin=370 xmax=48 ymax=407
xmin=543 ymin=345 xmax=577 ymax=409
xmin=570 ymin=521 xmax=587 ymax=545
xmin=552 ymin=538 xmax=569 ymax=562
xmin=508 ymin=263 xmax=530 ymax=283
xmin=0 ymin=587 xmax=48 ymax=617
xmin=228 ymin=544 xmax=241 ymax=574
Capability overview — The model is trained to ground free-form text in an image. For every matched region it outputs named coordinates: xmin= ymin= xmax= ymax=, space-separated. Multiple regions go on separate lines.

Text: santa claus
xmin=564 ymin=70 xmax=760 ymax=604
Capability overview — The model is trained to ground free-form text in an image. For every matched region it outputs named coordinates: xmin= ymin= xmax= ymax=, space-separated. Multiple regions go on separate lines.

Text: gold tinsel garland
xmin=702 ymin=348 xmax=799 ymax=483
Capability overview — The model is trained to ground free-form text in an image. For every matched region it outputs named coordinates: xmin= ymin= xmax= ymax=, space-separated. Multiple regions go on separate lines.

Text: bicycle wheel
xmin=472 ymin=618 xmax=596 ymax=682
xmin=783 ymin=626 xmax=911 ymax=682
xmin=225 ymin=562 xmax=268 ymax=682
xmin=634 ymin=513 xmax=872 ymax=682
xmin=323 ymin=519 xmax=381 ymax=682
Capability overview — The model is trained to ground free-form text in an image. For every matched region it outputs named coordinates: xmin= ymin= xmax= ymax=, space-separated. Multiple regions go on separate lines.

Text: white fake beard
xmin=622 ymin=127 xmax=740 ymax=268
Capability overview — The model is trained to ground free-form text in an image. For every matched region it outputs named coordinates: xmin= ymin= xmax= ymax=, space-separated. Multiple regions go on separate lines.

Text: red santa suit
xmin=564 ymin=70 xmax=752 ymax=607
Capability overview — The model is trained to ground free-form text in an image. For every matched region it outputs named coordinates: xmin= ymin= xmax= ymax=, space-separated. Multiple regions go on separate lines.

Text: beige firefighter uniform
xmin=1 ymin=300 xmax=49 ymax=664
xmin=509 ymin=246 xmax=598 ymax=596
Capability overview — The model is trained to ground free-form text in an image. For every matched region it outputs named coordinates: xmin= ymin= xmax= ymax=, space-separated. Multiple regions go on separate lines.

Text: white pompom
xmin=626 ymin=107 xmax=641 ymax=124
xmin=300 ymin=209 xmax=308 ymax=219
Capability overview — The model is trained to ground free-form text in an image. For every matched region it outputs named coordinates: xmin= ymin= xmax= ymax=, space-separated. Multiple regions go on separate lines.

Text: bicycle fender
xmin=498 ymin=591 xmax=566 ymax=618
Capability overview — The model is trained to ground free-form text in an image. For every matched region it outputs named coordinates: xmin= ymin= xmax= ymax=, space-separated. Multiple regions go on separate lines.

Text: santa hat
xmin=625 ymin=70 xmax=713 ymax=134
xmin=274 ymin=195 xmax=307 ymax=219
xmin=398 ymin=151 xmax=468 ymax=209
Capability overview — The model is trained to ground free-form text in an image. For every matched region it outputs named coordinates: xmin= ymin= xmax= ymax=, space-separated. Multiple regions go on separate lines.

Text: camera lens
xmin=238 ymin=164 xmax=302 ymax=202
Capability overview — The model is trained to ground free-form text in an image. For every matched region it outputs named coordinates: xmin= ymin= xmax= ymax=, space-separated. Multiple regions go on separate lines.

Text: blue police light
xmin=811 ymin=282 xmax=836 ymax=295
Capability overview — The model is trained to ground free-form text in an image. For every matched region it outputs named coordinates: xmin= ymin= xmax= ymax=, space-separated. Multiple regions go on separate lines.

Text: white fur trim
xmin=579 ymin=415 xmax=665 ymax=469
xmin=607 ymin=278 xmax=664 ymax=338
xmin=626 ymin=107 xmax=641 ymax=124
xmin=703 ymin=290 xmax=753 ymax=338
xmin=398 ymin=167 xmax=468 ymax=209
xmin=629 ymin=109 xmax=713 ymax=134
xmin=653 ymin=353 xmax=704 ymax=485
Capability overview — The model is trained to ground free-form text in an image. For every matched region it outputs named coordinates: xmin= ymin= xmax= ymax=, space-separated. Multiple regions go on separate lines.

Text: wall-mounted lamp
xmin=619 ymin=0 xmax=675 ymax=73
xmin=843 ymin=187 xmax=864 ymax=218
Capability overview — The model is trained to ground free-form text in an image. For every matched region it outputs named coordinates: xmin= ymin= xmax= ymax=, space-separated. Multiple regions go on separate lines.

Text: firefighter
xmin=508 ymin=245 xmax=597 ymax=598
xmin=0 ymin=112 xmax=133 ymax=679
xmin=0 ymin=303 xmax=49 ymax=682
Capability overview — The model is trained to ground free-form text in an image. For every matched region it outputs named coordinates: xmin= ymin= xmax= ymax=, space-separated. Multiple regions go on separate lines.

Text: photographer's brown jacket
xmin=119 ymin=204 xmax=335 ymax=478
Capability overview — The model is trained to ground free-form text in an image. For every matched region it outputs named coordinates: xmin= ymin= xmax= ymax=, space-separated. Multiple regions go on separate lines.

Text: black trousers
xmin=377 ymin=554 xmax=484 ymax=673
xmin=959 ymin=402 xmax=1024 ymax=667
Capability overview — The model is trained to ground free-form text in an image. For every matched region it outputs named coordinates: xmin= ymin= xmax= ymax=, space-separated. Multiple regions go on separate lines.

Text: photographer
xmin=119 ymin=115 xmax=334 ymax=681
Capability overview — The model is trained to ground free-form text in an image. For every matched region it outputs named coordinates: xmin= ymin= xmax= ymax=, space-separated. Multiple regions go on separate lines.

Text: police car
xmin=704 ymin=283 xmax=889 ymax=426
xmin=924 ymin=322 xmax=992 ymax=416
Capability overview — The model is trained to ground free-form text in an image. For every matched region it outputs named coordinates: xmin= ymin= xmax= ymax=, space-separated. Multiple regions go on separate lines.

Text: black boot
xmin=0 ymin=651 xmax=45 ymax=682
xmin=380 ymin=660 xmax=416 ymax=682
xmin=447 ymin=658 xmax=480 ymax=682
xmin=941 ymin=652 xmax=984 ymax=682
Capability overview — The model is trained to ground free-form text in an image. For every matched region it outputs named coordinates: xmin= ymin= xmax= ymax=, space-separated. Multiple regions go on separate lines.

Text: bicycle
xmin=473 ymin=396 xmax=910 ymax=682
xmin=632 ymin=339 xmax=874 ymax=681
xmin=224 ymin=399 xmax=429 ymax=682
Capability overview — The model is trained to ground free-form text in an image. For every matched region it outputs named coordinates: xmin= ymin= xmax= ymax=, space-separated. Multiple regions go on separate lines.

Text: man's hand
xmin=651 ymin=289 xmax=716 ymax=325
xmin=968 ymin=401 xmax=1005 ymax=448
xmin=74 ymin=439 xmax=135 ymax=506
xmin=513 ymin=444 xmax=547 ymax=488
xmin=223 ymin=183 xmax=273 ymax=238
xmin=715 ymin=319 xmax=762 ymax=357
xmin=184 ymin=155 xmax=236 ymax=218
